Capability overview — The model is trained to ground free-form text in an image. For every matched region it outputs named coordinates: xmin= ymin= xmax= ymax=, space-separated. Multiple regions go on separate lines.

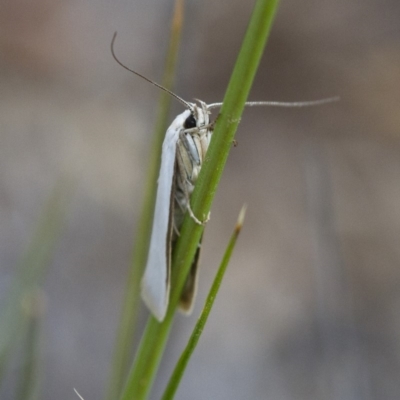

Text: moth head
xmin=183 ymin=112 xmax=197 ymax=129
xmin=184 ymin=100 xmax=210 ymax=130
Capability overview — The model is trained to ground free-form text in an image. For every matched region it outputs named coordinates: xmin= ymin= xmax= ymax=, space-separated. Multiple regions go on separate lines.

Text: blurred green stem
xmin=16 ymin=289 xmax=43 ymax=400
xmin=105 ymin=1 xmax=186 ymax=399
xmin=0 ymin=180 xmax=71 ymax=387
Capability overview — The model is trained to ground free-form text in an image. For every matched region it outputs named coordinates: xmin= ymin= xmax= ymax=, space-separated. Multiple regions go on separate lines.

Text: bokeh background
xmin=1 ymin=0 xmax=400 ymax=399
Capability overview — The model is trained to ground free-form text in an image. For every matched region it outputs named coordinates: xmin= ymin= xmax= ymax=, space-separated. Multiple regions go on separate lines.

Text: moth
xmin=111 ymin=33 xmax=338 ymax=322
xmin=142 ymin=101 xmax=212 ymax=321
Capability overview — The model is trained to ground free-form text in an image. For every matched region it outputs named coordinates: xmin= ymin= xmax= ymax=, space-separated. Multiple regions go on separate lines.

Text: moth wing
xmin=141 ymin=123 xmax=181 ymax=322
xmin=178 ymin=235 xmax=202 ymax=313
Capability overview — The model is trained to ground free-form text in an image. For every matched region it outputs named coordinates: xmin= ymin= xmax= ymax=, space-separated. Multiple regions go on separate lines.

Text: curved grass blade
xmin=161 ymin=206 xmax=247 ymax=400
xmin=16 ymin=290 xmax=44 ymax=400
xmin=119 ymin=1 xmax=280 ymax=399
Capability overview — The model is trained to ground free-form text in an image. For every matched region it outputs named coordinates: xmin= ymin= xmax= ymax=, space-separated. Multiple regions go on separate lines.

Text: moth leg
xmin=176 ymin=141 xmax=210 ymax=226
xmin=183 ymin=122 xmax=214 ymax=135
xmin=186 ymin=202 xmax=210 ymax=226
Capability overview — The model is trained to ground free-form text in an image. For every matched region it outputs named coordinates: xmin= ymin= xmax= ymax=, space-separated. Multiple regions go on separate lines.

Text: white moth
xmin=111 ymin=33 xmax=338 ymax=322
xmin=142 ymin=101 xmax=212 ymax=321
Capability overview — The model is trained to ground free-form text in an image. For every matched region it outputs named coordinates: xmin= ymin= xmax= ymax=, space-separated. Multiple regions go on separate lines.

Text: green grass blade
xmin=162 ymin=206 xmax=247 ymax=400
xmin=119 ymin=1 xmax=280 ymax=399
xmin=0 ymin=179 xmax=71 ymax=386
xmin=170 ymin=0 xmax=280 ymax=326
xmin=105 ymin=1 xmax=186 ymax=399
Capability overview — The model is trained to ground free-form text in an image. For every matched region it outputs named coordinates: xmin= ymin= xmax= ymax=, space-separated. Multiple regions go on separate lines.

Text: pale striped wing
xmin=141 ymin=110 xmax=190 ymax=321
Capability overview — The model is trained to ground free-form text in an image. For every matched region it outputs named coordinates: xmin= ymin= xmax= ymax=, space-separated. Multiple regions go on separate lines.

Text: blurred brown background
xmin=1 ymin=0 xmax=400 ymax=399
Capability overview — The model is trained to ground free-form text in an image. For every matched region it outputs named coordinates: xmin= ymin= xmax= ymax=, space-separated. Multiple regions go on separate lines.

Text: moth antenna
xmin=111 ymin=32 xmax=192 ymax=110
xmin=207 ymin=96 xmax=339 ymax=110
